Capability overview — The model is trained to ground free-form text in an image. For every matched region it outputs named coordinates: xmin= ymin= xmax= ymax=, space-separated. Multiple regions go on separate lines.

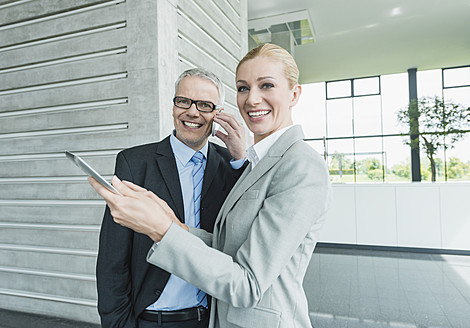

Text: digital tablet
xmin=65 ymin=151 xmax=122 ymax=196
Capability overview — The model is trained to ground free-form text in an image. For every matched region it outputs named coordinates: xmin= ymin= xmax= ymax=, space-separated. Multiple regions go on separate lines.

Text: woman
xmin=91 ymin=43 xmax=331 ymax=328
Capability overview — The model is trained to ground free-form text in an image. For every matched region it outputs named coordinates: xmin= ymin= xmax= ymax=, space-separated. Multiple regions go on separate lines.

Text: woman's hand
xmin=89 ymin=176 xmax=185 ymax=242
xmin=121 ymin=180 xmax=189 ymax=232
xmin=214 ymin=112 xmax=246 ymax=160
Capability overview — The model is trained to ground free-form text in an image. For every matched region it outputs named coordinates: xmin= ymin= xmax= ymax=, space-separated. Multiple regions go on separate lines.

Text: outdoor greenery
xmin=329 ymin=155 xmax=470 ymax=183
xmin=326 ymin=96 xmax=470 ymax=183
xmin=397 ymin=96 xmax=470 ymax=181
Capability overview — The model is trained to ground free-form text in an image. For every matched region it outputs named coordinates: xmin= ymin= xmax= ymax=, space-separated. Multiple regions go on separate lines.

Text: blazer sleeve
xmin=96 ymin=152 xmax=136 ymax=328
xmin=187 ymin=226 xmax=213 ymax=246
xmin=147 ymin=150 xmax=331 ymax=308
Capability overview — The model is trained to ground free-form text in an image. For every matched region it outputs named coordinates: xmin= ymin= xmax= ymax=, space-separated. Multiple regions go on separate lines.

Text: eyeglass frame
xmin=173 ymin=96 xmax=222 ymax=113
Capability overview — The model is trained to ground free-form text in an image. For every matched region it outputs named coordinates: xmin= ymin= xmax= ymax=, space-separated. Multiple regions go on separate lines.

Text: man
xmin=96 ymin=68 xmax=246 ymax=328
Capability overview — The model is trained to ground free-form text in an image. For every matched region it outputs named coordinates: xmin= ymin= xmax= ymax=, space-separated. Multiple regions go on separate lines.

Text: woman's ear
xmin=290 ymin=84 xmax=302 ymax=107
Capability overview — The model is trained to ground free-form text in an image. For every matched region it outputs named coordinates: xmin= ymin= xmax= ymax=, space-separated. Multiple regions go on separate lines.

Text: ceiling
xmin=247 ymin=0 xmax=470 ymax=84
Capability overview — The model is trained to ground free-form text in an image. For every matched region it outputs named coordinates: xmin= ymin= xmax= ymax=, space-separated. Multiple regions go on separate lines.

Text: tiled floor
xmin=0 ymin=309 xmax=99 ymax=328
xmin=2 ymin=246 xmax=469 ymax=328
xmin=306 ymin=246 xmax=470 ymax=328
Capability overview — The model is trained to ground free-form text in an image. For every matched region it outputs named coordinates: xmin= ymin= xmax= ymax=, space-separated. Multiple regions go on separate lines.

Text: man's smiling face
xmin=173 ymin=75 xmax=219 ymax=151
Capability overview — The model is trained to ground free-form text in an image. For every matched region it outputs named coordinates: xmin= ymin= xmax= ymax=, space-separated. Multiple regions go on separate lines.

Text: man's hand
xmin=213 ymin=112 xmax=246 ymax=160
xmin=89 ymin=176 xmax=180 ymax=242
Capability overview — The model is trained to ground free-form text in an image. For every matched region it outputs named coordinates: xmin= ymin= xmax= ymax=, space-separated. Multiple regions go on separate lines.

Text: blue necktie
xmin=190 ymin=151 xmax=207 ymax=307
xmin=191 ymin=151 xmax=204 ymax=228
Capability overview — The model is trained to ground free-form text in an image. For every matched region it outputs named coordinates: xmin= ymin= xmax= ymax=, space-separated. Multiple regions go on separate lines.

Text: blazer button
xmin=154 ymin=289 xmax=162 ymax=297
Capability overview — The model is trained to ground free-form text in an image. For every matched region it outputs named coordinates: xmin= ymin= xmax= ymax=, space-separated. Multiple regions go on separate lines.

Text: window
xmin=324 ymin=76 xmax=395 ymax=183
xmin=416 ymin=66 xmax=470 ymax=181
xmin=293 ymin=67 xmax=470 ymax=183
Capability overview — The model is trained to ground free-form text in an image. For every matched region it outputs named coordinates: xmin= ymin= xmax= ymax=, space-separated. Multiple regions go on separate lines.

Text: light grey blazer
xmin=147 ymin=125 xmax=331 ymax=328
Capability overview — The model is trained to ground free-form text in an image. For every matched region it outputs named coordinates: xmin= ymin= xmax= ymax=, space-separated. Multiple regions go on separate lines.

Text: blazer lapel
xmin=215 ymin=126 xmax=305 ymax=235
xmin=155 ymin=137 xmax=185 ymax=221
xmin=201 ymin=143 xmax=220 ymax=200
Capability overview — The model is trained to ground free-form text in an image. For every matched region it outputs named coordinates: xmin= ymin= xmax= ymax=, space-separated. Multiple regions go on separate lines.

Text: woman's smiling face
xmin=236 ymin=57 xmax=301 ymax=143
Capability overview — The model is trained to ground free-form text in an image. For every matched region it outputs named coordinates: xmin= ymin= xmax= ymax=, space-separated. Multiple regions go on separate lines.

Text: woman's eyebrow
xmin=236 ymin=76 xmax=276 ymax=84
xmin=257 ymin=76 xmax=275 ymax=81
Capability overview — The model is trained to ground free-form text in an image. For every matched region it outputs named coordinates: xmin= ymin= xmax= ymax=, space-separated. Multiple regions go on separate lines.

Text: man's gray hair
xmin=174 ymin=67 xmax=225 ymax=106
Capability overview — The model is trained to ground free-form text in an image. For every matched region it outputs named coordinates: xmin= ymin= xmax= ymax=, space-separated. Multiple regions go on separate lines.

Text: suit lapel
xmin=201 ymin=143 xmax=220 ymax=200
xmin=215 ymin=126 xmax=305 ymax=237
xmin=155 ymin=137 xmax=185 ymax=221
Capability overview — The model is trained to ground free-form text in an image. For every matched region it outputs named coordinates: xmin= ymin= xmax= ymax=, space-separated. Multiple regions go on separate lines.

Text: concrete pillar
xmin=0 ymin=0 xmax=247 ymax=324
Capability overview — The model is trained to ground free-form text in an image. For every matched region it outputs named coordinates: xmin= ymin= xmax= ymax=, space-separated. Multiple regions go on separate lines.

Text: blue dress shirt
xmin=147 ymin=132 xmax=244 ymax=311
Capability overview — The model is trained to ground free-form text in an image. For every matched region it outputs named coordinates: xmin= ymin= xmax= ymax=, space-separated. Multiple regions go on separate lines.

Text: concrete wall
xmin=320 ymin=183 xmax=470 ymax=252
xmin=0 ymin=0 xmax=247 ymax=323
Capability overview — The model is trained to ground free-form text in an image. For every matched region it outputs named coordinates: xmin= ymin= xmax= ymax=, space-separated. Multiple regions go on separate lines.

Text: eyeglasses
xmin=173 ymin=96 xmax=221 ymax=113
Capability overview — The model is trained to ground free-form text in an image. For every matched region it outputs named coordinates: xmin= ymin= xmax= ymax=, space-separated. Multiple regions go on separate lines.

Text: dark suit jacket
xmin=96 ymin=136 xmax=244 ymax=328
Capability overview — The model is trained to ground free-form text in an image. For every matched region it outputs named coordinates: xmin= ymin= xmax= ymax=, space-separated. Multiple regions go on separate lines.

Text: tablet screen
xmin=65 ymin=151 xmax=122 ymax=196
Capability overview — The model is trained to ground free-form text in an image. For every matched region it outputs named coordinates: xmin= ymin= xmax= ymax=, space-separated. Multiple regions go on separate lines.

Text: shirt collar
xmin=170 ymin=130 xmax=208 ymax=166
xmin=246 ymin=125 xmax=295 ymax=169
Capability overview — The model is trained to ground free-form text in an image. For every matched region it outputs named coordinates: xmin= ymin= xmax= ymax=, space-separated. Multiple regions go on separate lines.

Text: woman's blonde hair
xmin=236 ymin=43 xmax=299 ymax=89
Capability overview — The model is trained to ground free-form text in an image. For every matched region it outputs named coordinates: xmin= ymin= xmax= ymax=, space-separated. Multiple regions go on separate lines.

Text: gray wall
xmin=0 ymin=0 xmax=247 ymax=323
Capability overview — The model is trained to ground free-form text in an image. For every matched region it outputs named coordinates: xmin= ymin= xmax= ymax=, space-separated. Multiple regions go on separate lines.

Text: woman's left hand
xmin=89 ymin=176 xmax=177 ymax=242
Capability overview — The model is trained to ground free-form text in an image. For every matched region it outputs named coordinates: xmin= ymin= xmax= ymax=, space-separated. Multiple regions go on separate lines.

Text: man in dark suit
xmin=96 ymin=68 xmax=246 ymax=328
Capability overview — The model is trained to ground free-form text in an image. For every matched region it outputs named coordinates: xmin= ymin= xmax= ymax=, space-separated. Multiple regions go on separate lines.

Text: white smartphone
xmin=211 ymin=122 xmax=220 ymax=137
xmin=65 ymin=151 xmax=123 ymax=196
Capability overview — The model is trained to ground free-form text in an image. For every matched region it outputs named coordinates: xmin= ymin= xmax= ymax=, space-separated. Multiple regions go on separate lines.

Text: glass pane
xmin=293 ymin=82 xmax=326 ymax=139
xmin=287 ymin=21 xmax=301 ymax=30
xmin=444 ymin=86 xmax=470 ymax=107
xmin=421 ymin=147 xmax=445 ymax=182
xmin=327 ymin=139 xmax=354 ymax=183
xmin=327 ymin=80 xmax=351 ymax=99
xmin=250 ymin=28 xmax=269 ymax=35
xmin=383 ymin=136 xmax=411 ymax=182
xmin=443 ymin=67 xmax=470 ymax=88
xmin=269 ymin=23 xmax=289 ymax=33
xmin=353 ymin=95 xmax=382 ymax=136
xmin=445 ymin=132 xmax=470 ymax=182
xmin=353 ymin=77 xmax=380 ymax=96
xmin=297 ymin=36 xmax=314 ymax=45
xmin=326 ymin=98 xmax=353 ymax=137
xmin=354 ymin=137 xmax=384 ymax=183
xmin=381 ymin=73 xmax=409 ymax=135
xmin=291 ymin=28 xmax=313 ymax=39
xmin=418 ymin=69 xmax=442 ymax=98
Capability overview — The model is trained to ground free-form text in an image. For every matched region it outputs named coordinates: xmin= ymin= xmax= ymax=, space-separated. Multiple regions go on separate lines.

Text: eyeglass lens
xmin=174 ymin=97 xmax=215 ymax=112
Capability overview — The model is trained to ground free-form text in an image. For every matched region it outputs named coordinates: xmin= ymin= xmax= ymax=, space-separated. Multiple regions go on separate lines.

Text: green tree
xmin=329 ymin=152 xmax=354 ymax=177
xmin=397 ymin=96 xmax=470 ymax=181
xmin=391 ymin=159 xmax=410 ymax=179
xmin=356 ymin=158 xmax=383 ymax=181
xmin=447 ymin=156 xmax=470 ymax=179
xmin=421 ymin=157 xmax=444 ymax=181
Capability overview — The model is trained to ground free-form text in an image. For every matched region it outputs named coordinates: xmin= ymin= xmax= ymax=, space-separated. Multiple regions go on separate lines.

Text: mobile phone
xmin=65 ymin=151 xmax=123 ymax=196
xmin=211 ymin=122 xmax=220 ymax=137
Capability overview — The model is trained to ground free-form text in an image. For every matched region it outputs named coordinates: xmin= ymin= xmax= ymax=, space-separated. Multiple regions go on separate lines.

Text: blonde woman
xmin=91 ymin=43 xmax=331 ymax=328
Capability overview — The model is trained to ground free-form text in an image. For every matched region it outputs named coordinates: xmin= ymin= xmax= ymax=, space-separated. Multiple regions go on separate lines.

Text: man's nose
xmin=186 ymin=102 xmax=200 ymax=115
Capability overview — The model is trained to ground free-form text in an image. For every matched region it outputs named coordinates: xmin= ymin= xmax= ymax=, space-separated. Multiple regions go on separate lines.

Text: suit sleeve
xmin=96 ymin=152 xmax=136 ymax=328
xmin=147 ymin=150 xmax=331 ymax=308
xmin=187 ymin=226 xmax=213 ymax=246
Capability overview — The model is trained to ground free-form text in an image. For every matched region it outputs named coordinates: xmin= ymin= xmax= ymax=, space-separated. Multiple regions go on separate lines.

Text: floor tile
xmin=309 ymin=246 xmax=470 ymax=328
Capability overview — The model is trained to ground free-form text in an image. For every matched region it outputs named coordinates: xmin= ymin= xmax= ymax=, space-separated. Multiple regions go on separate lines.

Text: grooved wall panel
xmin=176 ymin=0 xmax=247 ymax=116
xmin=0 ymin=0 xmax=247 ymax=323
xmin=1 ymin=0 xmax=133 ymax=323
